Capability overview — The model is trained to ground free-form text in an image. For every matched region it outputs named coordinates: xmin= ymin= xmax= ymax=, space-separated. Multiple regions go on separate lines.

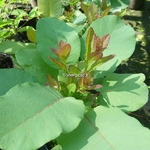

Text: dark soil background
xmin=116 ymin=0 xmax=150 ymax=128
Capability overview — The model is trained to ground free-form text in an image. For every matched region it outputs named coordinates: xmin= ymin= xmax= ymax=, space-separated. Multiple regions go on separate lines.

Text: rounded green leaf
xmin=0 ymin=41 xmax=25 ymax=54
xmin=110 ymin=0 xmax=130 ymax=13
xmin=0 ymin=68 xmax=36 ymax=96
xmin=57 ymin=106 xmax=150 ymax=150
xmin=16 ymin=48 xmax=58 ymax=84
xmin=0 ymin=82 xmax=85 ymax=150
xmin=38 ymin=0 xmax=62 ymax=17
xmin=81 ymin=15 xmax=136 ymax=77
xmin=36 ymin=17 xmax=81 ymax=68
xmin=99 ymin=73 xmax=148 ymax=112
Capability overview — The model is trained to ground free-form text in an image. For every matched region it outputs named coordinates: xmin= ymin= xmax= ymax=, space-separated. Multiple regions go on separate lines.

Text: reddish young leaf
xmin=81 ymin=3 xmax=99 ymax=24
xmin=45 ymin=75 xmax=60 ymax=90
xmin=83 ymin=72 xmax=93 ymax=86
xmin=50 ymin=40 xmax=71 ymax=63
xmin=49 ymin=57 xmax=67 ymax=71
xmin=99 ymin=34 xmax=110 ymax=51
xmin=86 ymin=84 xmax=102 ymax=90
xmin=90 ymin=54 xmax=115 ymax=71
xmin=88 ymin=3 xmax=99 ymax=22
xmin=58 ymin=43 xmax=71 ymax=62
xmin=87 ymin=51 xmax=103 ymax=61
xmin=95 ymin=34 xmax=110 ymax=52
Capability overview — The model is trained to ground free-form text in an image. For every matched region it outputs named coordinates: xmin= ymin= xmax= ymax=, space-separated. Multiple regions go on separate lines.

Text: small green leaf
xmin=68 ymin=65 xmax=80 ymax=74
xmin=0 ymin=20 xmax=12 ymax=27
xmin=28 ymin=7 xmax=41 ymax=19
xmin=27 ymin=28 xmax=36 ymax=43
xmin=67 ymin=83 xmax=76 ymax=96
xmin=85 ymin=27 xmax=94 ymax=61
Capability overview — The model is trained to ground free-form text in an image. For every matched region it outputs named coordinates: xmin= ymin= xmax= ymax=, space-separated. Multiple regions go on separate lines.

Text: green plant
xmin=0 ymin=0 xmax=40 ymax=42
xmin=60 ymin=0 xmax=129 ymax=25
xmin=0 ymin=15 xmax=150 ymax=150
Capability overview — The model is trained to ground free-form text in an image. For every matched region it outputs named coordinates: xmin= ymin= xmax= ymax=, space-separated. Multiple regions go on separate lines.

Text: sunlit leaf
xmin=49 ymin=57 xmax=67 ymax=71
xmin=27 ymin=28 xmax=36 ymax=43
xmin=57 ymin=106 xmax=150 ymax=150
xmin=38 ymin=0 xmax=62 ymax=17
xmin=0 ymin=68 xmax=36 ymax=96
xmin=99 ymin=73 xmax=148 ymax=112
xmin=0 ymin=82 xmax=85 ymax=150
xmin=36 ymin=18 xmax=80 ymax=68
xmin=81 ymin=15 xmax=136 ymax=77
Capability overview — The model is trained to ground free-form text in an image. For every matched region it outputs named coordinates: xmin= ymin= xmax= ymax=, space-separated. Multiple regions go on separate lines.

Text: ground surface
xmin=116 ymin=0 xmax=150 ymax=128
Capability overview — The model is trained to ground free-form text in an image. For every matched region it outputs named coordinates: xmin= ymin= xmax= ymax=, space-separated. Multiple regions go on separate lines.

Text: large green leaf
xmin=110 ymin=0 xmax=130 ymax=13
xmin=57 ymin=106 xmax=150 ymax=150
xmin=36 ymin=17 xmax=81 ymax=68
xmin=98 ymin=73 xmax=148 ymax=112
xmin=0 ymin=41 xmax=25 ymax=54
xmin=16 ymin=48 xmax=58 ymax=84
xmin=38 ymin=0 xmax=62 ymax=17
xmin=81 ymin=15 xmax=136 ymax=77
xmin=0 ymin=82 xmax=85 ymax=150
xmin=0 ymin=41 xmax=36 ymax=54
xmin=0 ymin=68 xmax=36 ymax=96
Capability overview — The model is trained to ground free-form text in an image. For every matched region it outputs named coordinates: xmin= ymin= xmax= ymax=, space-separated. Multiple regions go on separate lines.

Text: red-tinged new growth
xmin=47 ymin=27 xmax=115 ymax=99
xmin=45 ymin=75 xmax=61 ymax=91
xmin=50 ymin=40 xmax=71 ymax=63
xmin=49 ymin=40 xmax=71 ymax=72
xmin=85 ymin=27 xmax=115 ymax=72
